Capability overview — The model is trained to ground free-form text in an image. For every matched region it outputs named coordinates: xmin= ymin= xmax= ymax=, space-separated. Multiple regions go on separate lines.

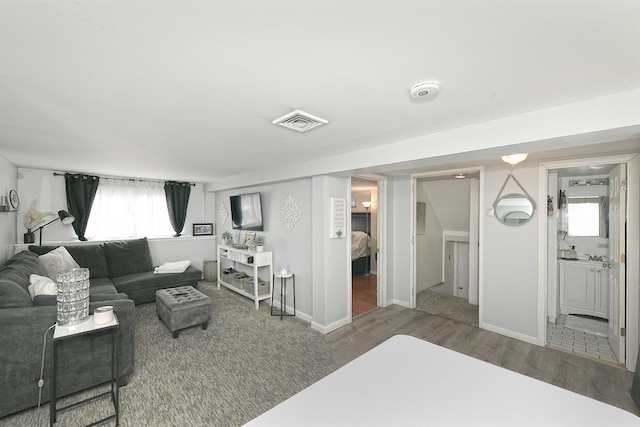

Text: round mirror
xmin=495 ymin=193 xmax=535 ymax=226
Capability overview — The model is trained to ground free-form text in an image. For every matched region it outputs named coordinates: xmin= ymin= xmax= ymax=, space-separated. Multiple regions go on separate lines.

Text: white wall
xmin=0 ymin=154 xmax=17 ymax=264
xmin=216 ymin=179 xmax=315 ymax=321
xmin=482 ymin=163 xmax=539 ymax=343
xmin=312 ymin=176 xmax=350 ymax=331
xmin=389 ymin=176 xmax=412 ymax=307
xmin=13 ymin=167 xmax=214 ymax=270
xmin=16 ymin=168 xmax=211 ymax=242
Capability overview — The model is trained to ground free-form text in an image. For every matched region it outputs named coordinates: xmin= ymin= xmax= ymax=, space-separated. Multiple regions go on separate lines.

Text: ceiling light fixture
xmin=501 ymin=153 xmax=529 ymax=165
xmin=409 ymin=81 xmax=440 ymax=102
xmin=454 ymin=173 xmax=467 ymax=179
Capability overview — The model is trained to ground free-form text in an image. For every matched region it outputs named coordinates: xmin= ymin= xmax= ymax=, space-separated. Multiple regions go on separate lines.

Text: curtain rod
xmin=53 ymin=172 xmax=196 ymax=186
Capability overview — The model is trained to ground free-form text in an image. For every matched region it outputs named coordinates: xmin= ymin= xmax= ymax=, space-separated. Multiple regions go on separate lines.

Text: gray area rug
xmin=0 ymin=282 xmax=335 ymax=426
xmin=415 ymin=289 xmax=479 ymax=327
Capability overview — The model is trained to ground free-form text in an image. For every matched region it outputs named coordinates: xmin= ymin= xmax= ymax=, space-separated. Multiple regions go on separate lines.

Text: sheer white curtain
xmin=85 ymin=178 xmax=174 ymax=240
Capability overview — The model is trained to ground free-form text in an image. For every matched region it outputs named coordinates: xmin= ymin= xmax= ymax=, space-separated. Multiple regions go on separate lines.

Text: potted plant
xmin=221 ymin=231 xmax=233 ymax=246
xmin=253 ymin=235 xmax=265 ymax=252
xmin=23 ymin=201 xmax=54 ymax=244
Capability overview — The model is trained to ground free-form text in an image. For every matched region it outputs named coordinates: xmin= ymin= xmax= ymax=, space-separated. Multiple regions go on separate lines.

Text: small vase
xmin=256 ymin=245 xmax=264 ymax=253
xmin=24 ymin=230 xmax=35 ymax=244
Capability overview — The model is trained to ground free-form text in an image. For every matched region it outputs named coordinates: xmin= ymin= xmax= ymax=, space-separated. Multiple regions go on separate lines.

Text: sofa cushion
xmin=112 ymin=266 xmax=202 ymax=294
xmin=102 ymin=238 xmax=153 ymax=278
xmin=38 ymin=246 xmax=80 ymax=280
xmin=29 ymin=245 xmax=110 ymax=279
xmin=0 ymin=251 xmax=48 ymax=298
xmin=88 ymin=277 xmax=119 ymax=296
xmin=0 ymin=279 xmax=33 ymax=308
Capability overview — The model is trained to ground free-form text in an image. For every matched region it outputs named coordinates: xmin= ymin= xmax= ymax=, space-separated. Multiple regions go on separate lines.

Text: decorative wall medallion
xmin=217 ymin=203 xmax=228 ymax=227
xmin=279 ymin=194 xmax=301 ymax=232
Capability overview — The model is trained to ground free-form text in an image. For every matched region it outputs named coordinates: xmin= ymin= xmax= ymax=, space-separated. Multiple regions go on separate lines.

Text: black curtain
xmin=164 ymin=181 xmax=191 ymax=237
xmin=64 ymin=173 xmax=99 ymax=241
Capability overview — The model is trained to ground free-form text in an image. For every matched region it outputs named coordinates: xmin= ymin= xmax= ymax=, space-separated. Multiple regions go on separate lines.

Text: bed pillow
xmin=102 ymin=237 xmax=153 ymax=278
xmin=38 ymin=246 xmax=81 ymax=280
xmin=28 ymin=274 xmax=57 ymax=299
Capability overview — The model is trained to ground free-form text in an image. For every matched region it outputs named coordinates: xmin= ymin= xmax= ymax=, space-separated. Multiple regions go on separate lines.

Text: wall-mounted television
xmin=230 ymin=192 xmax=264 ymax=231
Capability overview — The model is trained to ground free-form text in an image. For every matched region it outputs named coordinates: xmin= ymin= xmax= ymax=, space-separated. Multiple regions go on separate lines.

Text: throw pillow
xmin=102 ymin=237 xmax=153 ymax=278
xmin=38 ymin=246 xmax=81 ymax=280
xmin=28 ymin=274 xmax=57 ymax=299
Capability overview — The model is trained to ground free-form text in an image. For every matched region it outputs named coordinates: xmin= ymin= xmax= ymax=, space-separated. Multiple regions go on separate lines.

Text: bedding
xmin=246 ymin=335 xmax=639 ymax=426
xmin=351 ymin=230 xmax=370 ymax=261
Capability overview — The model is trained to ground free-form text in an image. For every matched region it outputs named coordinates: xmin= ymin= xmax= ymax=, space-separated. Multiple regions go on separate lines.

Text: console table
xmin=217 ymin=245 xmax=273 ymax=309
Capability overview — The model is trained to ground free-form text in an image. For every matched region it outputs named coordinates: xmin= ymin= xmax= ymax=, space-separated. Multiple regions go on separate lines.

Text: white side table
xmin=50 ymin=314 xmax=120 ymax=426
xmin=271 ymin=272 xmax=296 ymax=320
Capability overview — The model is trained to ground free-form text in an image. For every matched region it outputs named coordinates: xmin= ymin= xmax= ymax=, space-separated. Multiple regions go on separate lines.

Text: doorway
xmin=351 ymin=177 xmax=379 ymax=317
xmin=412 ymin=170 xmax=480 ymax=327
xmin=543 ymin=157 xmax=634 ymax=367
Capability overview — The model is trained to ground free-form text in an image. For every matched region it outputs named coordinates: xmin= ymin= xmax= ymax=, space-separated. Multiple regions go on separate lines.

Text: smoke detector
xmin=272 ymin=110 xmax=328 ymax=132
xmin=409 ymin=81 xmax=440 ymax=101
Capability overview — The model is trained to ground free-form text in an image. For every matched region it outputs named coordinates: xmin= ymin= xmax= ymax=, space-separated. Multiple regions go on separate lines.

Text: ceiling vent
xmin=272 ymin=110 xmax=328 ymax=132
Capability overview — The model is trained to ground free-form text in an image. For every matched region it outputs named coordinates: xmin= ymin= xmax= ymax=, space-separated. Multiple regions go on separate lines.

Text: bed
xmin=245 ymin=335 xmax=639 ymax=426
xmin=351 ymin=212 xmax=371 ymax=275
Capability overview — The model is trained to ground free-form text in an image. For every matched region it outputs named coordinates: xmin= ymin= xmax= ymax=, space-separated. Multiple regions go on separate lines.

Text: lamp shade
xmin=58 ymin=210 xmax=75 ymax=225
xmin=362 ymin=201 xmax=372 ymax=208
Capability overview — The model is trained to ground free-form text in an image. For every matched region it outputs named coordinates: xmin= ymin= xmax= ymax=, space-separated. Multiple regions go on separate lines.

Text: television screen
xmin=230 ymin=193 xmax=264 ymax=231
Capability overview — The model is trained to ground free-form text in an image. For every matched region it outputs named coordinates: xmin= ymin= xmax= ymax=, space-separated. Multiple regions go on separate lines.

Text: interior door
xmin=444 ymin=241 xmax=454 ymax=295
xmin=608 ymin=164 xmax=626 ymax=363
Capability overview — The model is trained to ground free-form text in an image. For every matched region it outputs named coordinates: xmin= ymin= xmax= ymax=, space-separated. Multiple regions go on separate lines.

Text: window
xmin=85 ymin=179 xmax=174 ymax=240
xmin=567 ymin=196 xmax=608 ymax=237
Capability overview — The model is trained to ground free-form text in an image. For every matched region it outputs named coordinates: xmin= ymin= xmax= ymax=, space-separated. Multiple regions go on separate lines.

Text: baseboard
xmin=311 ymin=317 xmax=351 ymax=335
xmin=482 ymin=322 xmax=538 ymax=345
xmin=389 ymin=299 xmax=411 ymax=309
xmin=270 ymin=300 xmax=312 ymax=323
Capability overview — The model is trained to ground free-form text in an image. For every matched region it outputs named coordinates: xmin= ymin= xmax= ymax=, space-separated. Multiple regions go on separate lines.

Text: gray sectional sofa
xmin=29 ymin=237 xmax=203 ymax=304
xmin=0 ymin=237 xmax=202 ymax=418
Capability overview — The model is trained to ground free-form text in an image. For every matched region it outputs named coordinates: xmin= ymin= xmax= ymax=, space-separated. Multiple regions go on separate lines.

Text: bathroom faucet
xmin=585 ymin=254 xmax=604 ymax=262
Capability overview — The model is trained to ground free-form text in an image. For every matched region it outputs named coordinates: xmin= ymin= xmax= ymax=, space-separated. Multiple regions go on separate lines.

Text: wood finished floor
xmin=352 ymin=274 xmax=377 ymax=317
xmin=326 ymin=304 xmax=640 ymax=417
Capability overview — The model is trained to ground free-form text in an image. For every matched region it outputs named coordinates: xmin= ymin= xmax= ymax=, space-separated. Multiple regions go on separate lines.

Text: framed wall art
xmin=193 ymin=223 xmax=214 ymax=236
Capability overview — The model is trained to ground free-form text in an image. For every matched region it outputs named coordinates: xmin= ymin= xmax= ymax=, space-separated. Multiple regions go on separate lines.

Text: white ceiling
xmin=1 ymin=1 xmax=639 ymax=185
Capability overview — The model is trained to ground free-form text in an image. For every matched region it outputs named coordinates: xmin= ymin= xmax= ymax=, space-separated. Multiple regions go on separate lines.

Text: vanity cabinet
xmin=559 ymin=260 xmax=609 ymax=319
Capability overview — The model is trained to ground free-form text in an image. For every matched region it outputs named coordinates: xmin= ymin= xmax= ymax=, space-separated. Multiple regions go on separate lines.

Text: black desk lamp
xmin=36 ymin=210 xmax=75 ymax=246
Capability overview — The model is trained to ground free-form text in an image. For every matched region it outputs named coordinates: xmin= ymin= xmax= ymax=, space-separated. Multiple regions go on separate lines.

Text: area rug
xmin=564 ymin=314 xmax=608 ymax=337
xmin=415 ymin=289 xmax=479 ymax=327
xmin=0 ymin=282 xmax=335 ymax=426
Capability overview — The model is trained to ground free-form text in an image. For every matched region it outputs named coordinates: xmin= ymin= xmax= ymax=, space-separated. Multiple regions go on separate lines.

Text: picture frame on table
xmin=244 ymin=232 xmax=256 ymax=244
xmin=193 ymin=223 xmax=214 ymax=236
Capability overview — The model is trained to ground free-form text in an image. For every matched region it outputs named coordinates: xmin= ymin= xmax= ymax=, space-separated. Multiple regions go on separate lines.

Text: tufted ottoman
xmin=156 ymin=286 xmax=212 ymax=338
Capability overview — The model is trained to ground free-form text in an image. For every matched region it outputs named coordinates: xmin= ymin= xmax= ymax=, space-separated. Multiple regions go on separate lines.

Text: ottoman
xmin=156 ymin=286 xmax=212 ymax=338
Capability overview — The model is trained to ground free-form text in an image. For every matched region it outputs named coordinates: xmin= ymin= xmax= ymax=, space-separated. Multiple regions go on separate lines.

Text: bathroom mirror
xmin=495 ymin=193 xmax=535 ymax=226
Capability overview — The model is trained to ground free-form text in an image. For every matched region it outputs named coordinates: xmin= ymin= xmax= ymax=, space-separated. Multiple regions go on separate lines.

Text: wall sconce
xmin=35 ymin=210 xmax=75 ymax=246
xmin=501 ymin=153 xmax=529 ymax=165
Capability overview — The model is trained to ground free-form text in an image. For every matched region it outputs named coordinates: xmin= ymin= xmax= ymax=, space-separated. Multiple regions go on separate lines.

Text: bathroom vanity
xmin=559 ymin=259 xmax=609 ymax=319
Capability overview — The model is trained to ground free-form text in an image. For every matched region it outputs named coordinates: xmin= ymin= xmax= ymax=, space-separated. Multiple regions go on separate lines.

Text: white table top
xmin=245 ymin=335 xmax=639 ymax=426
xmin=53 ymin=313 xmax=119 ymax=339
xmin=274 ymin=272 xmax=294 ymax=278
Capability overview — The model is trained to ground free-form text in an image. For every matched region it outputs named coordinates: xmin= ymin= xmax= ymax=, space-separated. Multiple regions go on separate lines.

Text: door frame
xmin=410 ymin=167 xmax=483 ymax=327
xmin=348 ymin=174 xmax=388 ymax=320
xmin=538 ymin=153 xmax=639 ymax=370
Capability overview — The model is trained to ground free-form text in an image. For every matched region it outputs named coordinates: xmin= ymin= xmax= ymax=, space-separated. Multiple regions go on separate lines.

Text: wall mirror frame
xmin=493 ymin=174 xmax=537 ymax=227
